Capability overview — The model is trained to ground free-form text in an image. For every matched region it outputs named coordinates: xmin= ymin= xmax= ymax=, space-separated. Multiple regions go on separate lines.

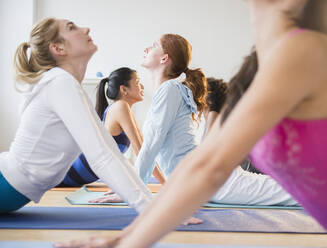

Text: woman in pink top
xmin=55 ymin=1 xmax=327 ymax=247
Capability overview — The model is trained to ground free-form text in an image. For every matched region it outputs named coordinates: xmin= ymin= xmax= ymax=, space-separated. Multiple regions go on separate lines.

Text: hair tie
xmin=184 ymin=67 xmax=189 ymax=74
xmin=26 ymin=42 xmax=31 ymax=61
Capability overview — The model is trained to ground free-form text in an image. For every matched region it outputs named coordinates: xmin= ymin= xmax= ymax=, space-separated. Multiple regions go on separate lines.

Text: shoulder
xmin=161 ymin=79 xmax=180 ymax=91
xmin=260 ymin=30 xmax=327 ymax=87
xmin=112 ymin=100 xmax=131 ymax=111
xmin=154 ymin=80 xmax=181 ymax=101
xmin=45 ymin=68 xmax=78 ymax=91
xmin=110 ymin=100 xmax=132 ymax=117
xmin=272 ymin=30 xmax=327 ymax=66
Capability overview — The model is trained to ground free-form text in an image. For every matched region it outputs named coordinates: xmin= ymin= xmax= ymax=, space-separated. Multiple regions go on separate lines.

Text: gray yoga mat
xmin=66 ymin=186 xmax=302 ymax=210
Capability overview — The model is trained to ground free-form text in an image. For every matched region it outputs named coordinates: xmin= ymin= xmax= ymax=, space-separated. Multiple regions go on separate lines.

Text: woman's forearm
xmin=116 ymin=144 xmax=234 ymax=247
xmin=153 ymin=164 xmax=166 ymax=184
xmin=132 ymin=139 xmax=165 ymax=184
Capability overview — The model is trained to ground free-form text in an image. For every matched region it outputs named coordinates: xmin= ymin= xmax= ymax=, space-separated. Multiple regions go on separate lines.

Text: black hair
xmin=221 ymin=49 xmax=258 ymax=124
xmin=219 ymin=49 xmax=261 ymax=174
xmin=95 ymin=67 xmax=136 ymax=119
xmin=206 ymin=77 xmax=228 ymax=113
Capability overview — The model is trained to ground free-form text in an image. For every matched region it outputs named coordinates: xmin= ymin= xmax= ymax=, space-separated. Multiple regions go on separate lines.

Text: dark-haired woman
xmin=199 ymin=77 xmax=297 ymax=206
xmin=203 ymin=77 xmax=228 ymax=134
xmin=219 ymin=51 xmax=263 ymax=174
xmin=59 ymin=67 xmax=165 ymax=187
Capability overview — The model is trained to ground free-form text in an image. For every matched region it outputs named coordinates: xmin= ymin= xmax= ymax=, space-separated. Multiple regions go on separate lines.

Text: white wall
xmin=0 ymin=0 xmax=253 ymax=150
xmin=35 ymin=0 xmax=253 ymax=126
xmin=0 ymin=0 xmax=35 ymax=150
xmin=35 ymin=0 xmax=252 ymax=80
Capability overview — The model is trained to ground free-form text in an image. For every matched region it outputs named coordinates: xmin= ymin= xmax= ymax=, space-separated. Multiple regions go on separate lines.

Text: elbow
xmin=203 ymin=161 xmax=233 ymax=189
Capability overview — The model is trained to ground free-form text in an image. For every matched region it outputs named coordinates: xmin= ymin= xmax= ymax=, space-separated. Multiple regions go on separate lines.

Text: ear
xmin=160 ymin=54 xmax=169 ymax=64
xmin=120 ymin=85 xmax=128 ymax=96
xmin=49 ymin=42 xmax=67 ymax=57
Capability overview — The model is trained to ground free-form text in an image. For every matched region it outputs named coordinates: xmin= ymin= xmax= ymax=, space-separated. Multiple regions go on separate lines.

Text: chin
xmin=92 ymin=44 xmax=98 ymax=53
xmin=141 ymin=62 xmax=147 ymax=68
xmin=87 ymin=47 xmax=97 ymax=58
xmin=141 ymin=60 xmax=151 ymax=68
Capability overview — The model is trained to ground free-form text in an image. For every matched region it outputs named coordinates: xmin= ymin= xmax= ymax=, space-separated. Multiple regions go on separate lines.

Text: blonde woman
xmin=0 ymin=18 xmax=152 ymax=213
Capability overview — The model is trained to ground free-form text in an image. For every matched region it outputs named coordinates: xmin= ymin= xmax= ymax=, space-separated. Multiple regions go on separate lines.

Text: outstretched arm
xmin=54 ymin=32 xmax=325 ymax=248
xmin=115 ymin=33 xmax=323 ymax=247
xmin=110 ymin=101 xmax=166 ymax=184
xmin=135 ymin=83 xmax=181 ymax=184
xmin=47 ymin=75 xmax=152 ymax=212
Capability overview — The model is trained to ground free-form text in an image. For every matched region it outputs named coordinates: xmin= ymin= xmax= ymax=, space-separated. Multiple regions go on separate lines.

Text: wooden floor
xmin=1 ymin=186 xmax=327 ymax=247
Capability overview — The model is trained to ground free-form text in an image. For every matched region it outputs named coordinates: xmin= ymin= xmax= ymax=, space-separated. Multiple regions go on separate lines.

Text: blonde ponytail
xmin=13 ymin=18 xmax=63 ymax=89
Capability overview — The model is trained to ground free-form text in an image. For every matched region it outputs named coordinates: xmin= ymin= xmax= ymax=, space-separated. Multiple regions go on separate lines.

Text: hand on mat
xmin=89 ymin=193 xmax=123 ymax=203
xmin=104 ymin=189 xmax=115 ymax=195
xmin=53 ymin=235 xmax=120 ymax=248
xmin=182 ymin=216 xmax=203 ymax=225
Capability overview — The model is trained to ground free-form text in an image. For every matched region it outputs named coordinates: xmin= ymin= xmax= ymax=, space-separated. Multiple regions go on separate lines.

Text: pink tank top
xmin=250 ymin=118 xmax=327 ymax=229
xmin=250 ymin=27 xmax=327 ymax=229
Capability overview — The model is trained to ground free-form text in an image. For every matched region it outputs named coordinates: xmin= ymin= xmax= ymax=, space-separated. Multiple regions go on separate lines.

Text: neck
xmin=249 ymin=0 xmax=298 ymax=61
xmin=119 ymin=98 xmax=135 ymax=108
xmin=57 ymin=58 xmax=89 ymax=83
xmin=148 ymin=67 xmax=170 ymax=91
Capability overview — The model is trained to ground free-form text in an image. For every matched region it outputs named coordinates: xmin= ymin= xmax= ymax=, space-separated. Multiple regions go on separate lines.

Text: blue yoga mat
xmin=0 ymin=241 xmax=308 ymax=248
xmin=0 ymin=206 xmax=325 ymax=233
xmin=66 ymin=186 xmax=302 ymax=210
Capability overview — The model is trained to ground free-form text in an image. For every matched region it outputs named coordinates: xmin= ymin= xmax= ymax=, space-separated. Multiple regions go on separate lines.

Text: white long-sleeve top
xmin=0 ymin=67 xmax=151 ymax=212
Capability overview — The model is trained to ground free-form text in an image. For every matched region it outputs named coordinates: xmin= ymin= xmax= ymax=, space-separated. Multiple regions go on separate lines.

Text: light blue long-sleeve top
xmin=134 ymin=79 xmax=298 ymax=207
xmin=135 ymin=79 xmax=197 ymax=183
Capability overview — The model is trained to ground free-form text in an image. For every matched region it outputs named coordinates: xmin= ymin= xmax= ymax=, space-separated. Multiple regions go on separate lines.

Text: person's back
xmin=3 ymin=69 xmax=82 ymax=199
xmin=141 ymin=80 xmax=197 ymax=179
xmin=102 ymin=104 xmax=131 ymax=153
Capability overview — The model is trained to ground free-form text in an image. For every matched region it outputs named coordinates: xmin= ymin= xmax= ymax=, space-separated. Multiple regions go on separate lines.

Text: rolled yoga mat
xmin=65 ymin=186 xmax=302 ymax=210
xmin=0 ymin=206 xmax=325 ymax=233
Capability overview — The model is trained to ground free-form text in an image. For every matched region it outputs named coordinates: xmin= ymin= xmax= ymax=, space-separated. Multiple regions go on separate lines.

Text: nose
xmin=140 ymin=83 xmax=144 ymax=89
xmin=144 ymin=47 xmax=149 ymax=54
xmin=83 ymin=27 xmax=90 ymax=34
